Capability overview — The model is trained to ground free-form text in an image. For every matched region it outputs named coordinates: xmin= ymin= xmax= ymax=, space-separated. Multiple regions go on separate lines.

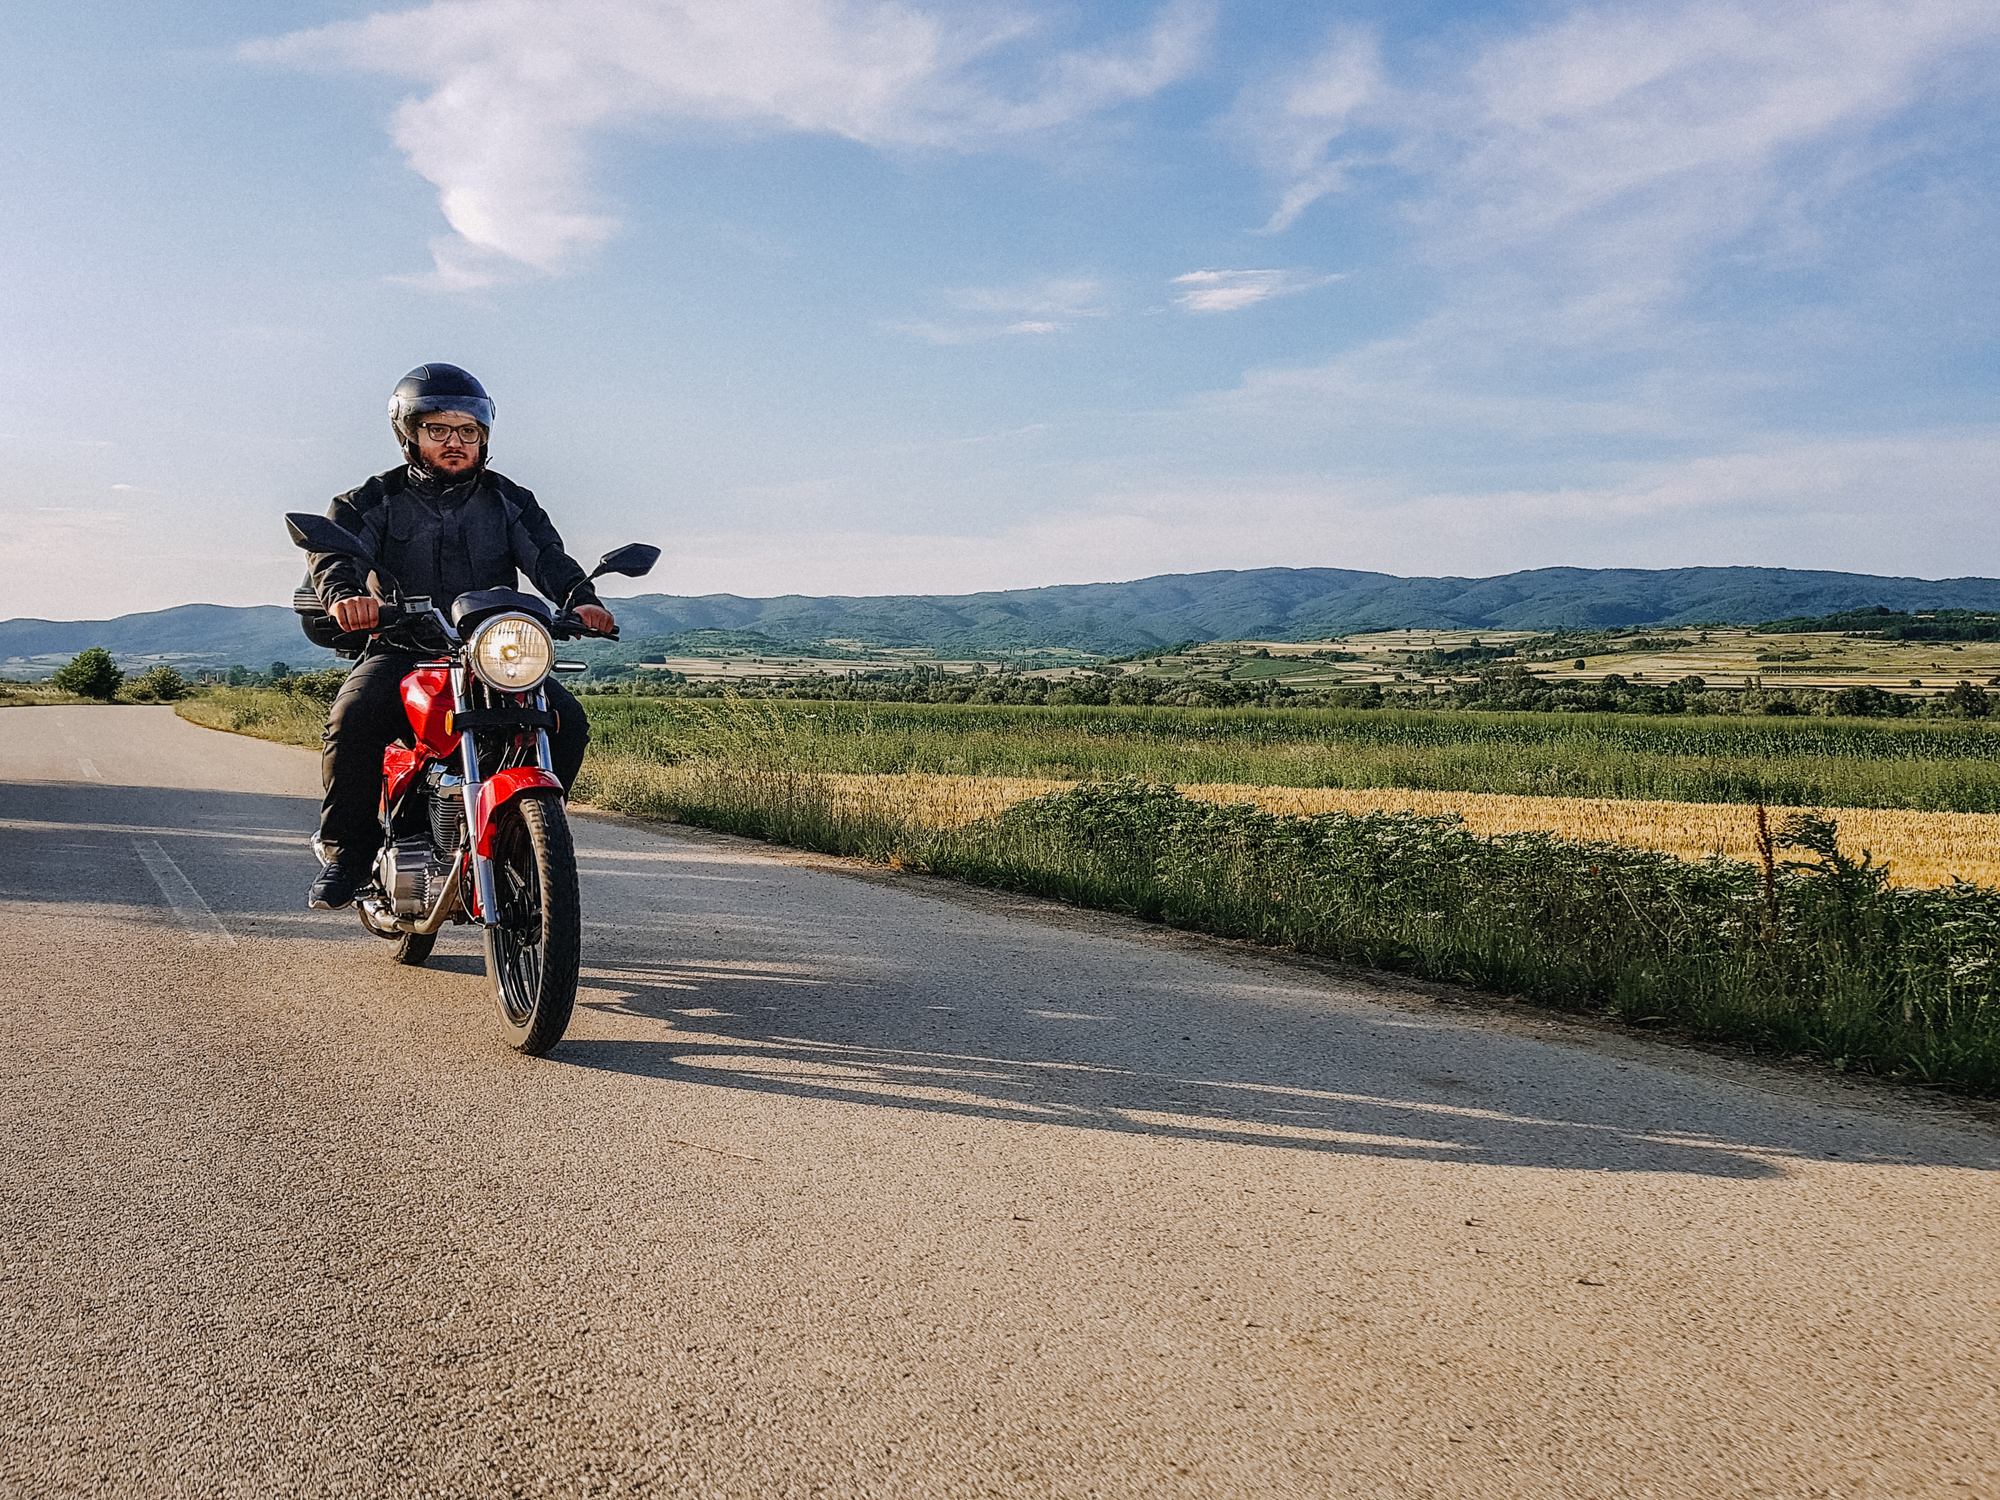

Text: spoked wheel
xmin=482 ymin=792 xmax=581 ymax=1055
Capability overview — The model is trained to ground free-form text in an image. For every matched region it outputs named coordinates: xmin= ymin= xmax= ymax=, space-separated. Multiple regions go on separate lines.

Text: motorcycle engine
xmin=375 ymin=838 xmax=433 ymax=916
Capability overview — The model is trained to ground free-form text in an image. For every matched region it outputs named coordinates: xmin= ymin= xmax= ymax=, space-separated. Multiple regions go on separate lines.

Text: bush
xmin=280 ymin=667 xmax=350 ymax=704
xmin=130 ymin=665 xmax=190 ymax=702
xmin=51 ymin=647 xmax=123 ymax=701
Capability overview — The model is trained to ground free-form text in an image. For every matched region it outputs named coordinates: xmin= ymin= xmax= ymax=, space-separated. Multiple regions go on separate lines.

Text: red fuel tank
xmin=401 ymin=666 xmax=460 ymax=759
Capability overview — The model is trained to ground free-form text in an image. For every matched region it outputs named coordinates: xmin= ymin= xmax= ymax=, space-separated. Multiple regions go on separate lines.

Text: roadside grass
xmin=175 ymin=687 xmax=330 ymax=748
xmin=579 ymin=697 xmax=2000 ymax=812
xmin=0 ymin=683 xmax=93 ymax=707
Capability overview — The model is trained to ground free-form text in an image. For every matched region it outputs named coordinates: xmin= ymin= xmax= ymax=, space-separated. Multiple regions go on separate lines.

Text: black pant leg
xmin=544 ymin=679 xmax=589 ymax=793
xmin=318 ymin=652 xmax=420 ymax=869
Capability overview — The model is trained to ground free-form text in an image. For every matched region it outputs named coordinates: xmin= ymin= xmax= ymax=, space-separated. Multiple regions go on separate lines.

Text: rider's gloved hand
xmin=574 ymin=604 xmax=616 ymax=634
xmin=331 ymin=596 xmax=381 ymax=632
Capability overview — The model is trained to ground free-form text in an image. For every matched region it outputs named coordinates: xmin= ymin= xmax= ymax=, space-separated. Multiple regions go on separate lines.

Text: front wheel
xmin=483 ymin=792 xmax=581 ymax=1055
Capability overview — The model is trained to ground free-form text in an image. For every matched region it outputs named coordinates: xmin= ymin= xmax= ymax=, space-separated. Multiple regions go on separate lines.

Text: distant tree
xmin=1832 ymin=685 xmax=1904 ymax=718
xmin=1943 ymin=680 xmax=1992 ymax=718
xmin=132 ymin=665 xmax=190 ymax=702
xmin=227 ymin=665 xmax=253 ymax=687
xmin=52 ymin=646 xmax=123 ymax=701
xmin=269 ymin=661 xmax=292 ymax=681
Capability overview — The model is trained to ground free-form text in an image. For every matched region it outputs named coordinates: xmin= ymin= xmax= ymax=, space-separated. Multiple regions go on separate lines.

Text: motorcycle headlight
xmin=468 ymin=613 xmax=554 ymax=692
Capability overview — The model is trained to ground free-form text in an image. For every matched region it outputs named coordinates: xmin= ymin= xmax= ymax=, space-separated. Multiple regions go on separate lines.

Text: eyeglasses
xmin=418 ymin=421 xmax=484 ymax=444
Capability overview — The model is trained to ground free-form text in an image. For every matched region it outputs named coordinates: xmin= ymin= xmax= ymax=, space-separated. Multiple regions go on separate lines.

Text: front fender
xmin=475 ymin=767 xmax=565 ymax=856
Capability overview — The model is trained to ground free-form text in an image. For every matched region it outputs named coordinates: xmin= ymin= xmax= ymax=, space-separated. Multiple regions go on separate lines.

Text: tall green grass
xmin=175 ymin=687 xmax=333 ymax=748
xmin=582 ymin=697 xmax=2000 ymax=811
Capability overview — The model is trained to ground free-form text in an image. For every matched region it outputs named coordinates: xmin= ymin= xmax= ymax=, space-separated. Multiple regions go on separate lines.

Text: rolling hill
xmin=9 ymin=565 xmax=2000 ymax=673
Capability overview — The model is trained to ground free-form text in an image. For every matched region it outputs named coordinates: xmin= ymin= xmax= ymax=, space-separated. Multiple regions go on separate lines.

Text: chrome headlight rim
xmin=466 ymin=612 xmax=555 ymax=693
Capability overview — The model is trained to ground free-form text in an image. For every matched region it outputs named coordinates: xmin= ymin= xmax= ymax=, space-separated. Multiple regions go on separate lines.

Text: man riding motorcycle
xmin=304 ymin=363 xmax=616 ymax=910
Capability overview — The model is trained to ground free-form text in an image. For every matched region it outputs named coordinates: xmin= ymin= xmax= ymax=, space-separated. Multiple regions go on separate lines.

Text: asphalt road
xmin=3 ymin=705 xmax=1996 ymax=1499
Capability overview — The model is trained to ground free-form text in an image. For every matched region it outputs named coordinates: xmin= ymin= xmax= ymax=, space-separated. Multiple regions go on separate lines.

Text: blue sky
xmin=3 ymin=0 xmax=1997 ymax=618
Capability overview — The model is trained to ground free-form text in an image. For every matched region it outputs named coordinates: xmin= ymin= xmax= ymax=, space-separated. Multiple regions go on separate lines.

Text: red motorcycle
xmin=287 ymin=512 xmax=658 ymax=1054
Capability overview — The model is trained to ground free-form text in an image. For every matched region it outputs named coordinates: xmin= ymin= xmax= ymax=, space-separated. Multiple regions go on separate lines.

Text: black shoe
xmin=309 ymin=864 xmax=365 ymax=910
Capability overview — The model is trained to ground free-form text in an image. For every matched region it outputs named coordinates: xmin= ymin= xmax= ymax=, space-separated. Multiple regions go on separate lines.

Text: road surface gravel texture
xmin=1 ymin=706 xmax=1995 ymax=1499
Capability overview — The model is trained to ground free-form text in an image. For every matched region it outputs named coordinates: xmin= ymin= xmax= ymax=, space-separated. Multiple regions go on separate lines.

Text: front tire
xmin=483 ymin=792 xmax=581 ymax=1055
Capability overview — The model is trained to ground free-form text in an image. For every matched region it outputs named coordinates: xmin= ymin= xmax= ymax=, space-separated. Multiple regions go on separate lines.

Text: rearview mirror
xmin=285 ymin=512 xmax=372 ymax=559
xmin=589 ymin=543 xmax=660 ymax=580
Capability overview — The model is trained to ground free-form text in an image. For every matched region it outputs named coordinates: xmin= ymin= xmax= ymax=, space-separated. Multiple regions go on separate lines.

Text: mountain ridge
xmin=8 ymin=564 xmax=2000 ymax=669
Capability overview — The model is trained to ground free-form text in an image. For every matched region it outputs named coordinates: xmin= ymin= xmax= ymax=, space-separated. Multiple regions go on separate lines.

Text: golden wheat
xmin=1175 ymin=785 xmax=1999 ymax=889
xmin=576 ymin=753 xmax=1997 ymax=889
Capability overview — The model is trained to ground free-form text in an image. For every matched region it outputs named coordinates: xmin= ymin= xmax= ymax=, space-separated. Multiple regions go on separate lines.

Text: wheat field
xmin=579 ymin=755 xmax=1997 ymax=888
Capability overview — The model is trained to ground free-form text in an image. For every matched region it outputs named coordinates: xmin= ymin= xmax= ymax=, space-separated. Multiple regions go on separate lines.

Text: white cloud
xmin=1231 ymin=28 xmax=1380 ymax=235
xmin=1199 ymin=0 xmax=2000 ymax=518
xmin=1244 ymin=1 xmax=2000 ymax=302
xmin=1170 ymin=267 xmax=1342 ymax=313
xmin=884 ymin=275 xmax=1109 ymax=342
xmin=945 ymin=276 xmax=1107 ymax=317
xmin=246 ymin=0 xmax=1212 ymax=286
xmin=885 ymin=318 xmax=1069 ymax=345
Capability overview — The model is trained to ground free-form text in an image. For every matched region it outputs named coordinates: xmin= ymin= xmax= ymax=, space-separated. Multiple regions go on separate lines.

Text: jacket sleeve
xmin=307 ymin=482 xmax=381 ymax=608
xmin=500 ymin=479 xmax=601 ymax=610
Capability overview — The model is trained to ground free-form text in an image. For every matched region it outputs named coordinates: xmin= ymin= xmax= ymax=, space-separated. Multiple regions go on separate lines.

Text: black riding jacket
xmin=308 ymin=464 xmax=602 ymax=615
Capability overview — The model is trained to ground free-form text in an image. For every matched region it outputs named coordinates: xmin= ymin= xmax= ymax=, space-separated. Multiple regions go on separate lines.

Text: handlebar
xmin=552 ymin=611 xmax=618 ymax=642
xmin=327 ymin=605 xmax=619 ymax=651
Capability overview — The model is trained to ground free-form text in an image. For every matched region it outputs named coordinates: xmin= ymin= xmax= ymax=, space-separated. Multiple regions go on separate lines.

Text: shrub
xmin=51 ymin=647 xmax=123 ymax=701
xmin=130 ymin=665 xmax=190 ymax=702
xmin=281 ymin=667 xmax=350 ymax=705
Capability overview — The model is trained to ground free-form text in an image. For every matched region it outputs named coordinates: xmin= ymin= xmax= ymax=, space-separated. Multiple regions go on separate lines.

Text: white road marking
xmin=77 ymin=758 xmax=100 ymax=779
xmin=132 ymin=840 xmax=236 ymax=944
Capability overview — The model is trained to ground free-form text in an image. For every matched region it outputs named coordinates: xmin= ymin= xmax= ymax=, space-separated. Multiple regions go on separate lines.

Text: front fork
xmin=452 ymin=668 xmax=557 ymax=924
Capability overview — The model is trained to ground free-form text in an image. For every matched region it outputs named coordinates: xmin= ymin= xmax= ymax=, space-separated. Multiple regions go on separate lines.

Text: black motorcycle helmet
xmin=389 ymin=363 xmax=496 ymax=463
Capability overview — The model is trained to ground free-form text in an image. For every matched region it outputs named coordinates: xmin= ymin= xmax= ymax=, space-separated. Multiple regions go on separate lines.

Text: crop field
xmin=578 ymin=696 xmax=2000 ymax=812
xmin=1122 ymin=626 xmax=2000 ymax=695
xmin=575 ymin=757 xmax=1999 ymax=888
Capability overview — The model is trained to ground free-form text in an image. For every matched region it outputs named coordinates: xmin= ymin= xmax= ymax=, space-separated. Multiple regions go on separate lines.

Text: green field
xmin=579 ymin=697 xmax=2000 ymax=812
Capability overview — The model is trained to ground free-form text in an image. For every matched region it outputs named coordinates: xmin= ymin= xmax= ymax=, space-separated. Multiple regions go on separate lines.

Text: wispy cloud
xmin=1239 ymin=0 xmax=2000 ymax=306
xmin=1170 ymin=268 xmax=1342 ymax=313
xmin=245 ymin=0 xmax=1212 ymax=287
xmin=1202 ymin=0 xmax=2000 ymax=494
xmin=887 ymin=275 xmax=1109 ymax=342
xmin=945 ymin=277 xmax=1107 ymax=318
xmin=887 ymin=319 xmax=1068 ymax=346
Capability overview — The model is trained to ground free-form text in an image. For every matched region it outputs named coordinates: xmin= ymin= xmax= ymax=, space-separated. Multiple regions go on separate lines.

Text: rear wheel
xmin=390 ymin=930 xmax=437 ymax=966
xmin=357 ymin=886 xmax=439 ymax=966
xmin=483 ymin=792 xmax=580 ymax=1055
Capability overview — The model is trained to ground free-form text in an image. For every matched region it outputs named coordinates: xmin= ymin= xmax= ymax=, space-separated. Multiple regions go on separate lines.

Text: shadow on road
xmin=557 ymin=958 xmax=1998 ymax=1180
xmin=0 ymin=779 xmax=331 ymax=937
